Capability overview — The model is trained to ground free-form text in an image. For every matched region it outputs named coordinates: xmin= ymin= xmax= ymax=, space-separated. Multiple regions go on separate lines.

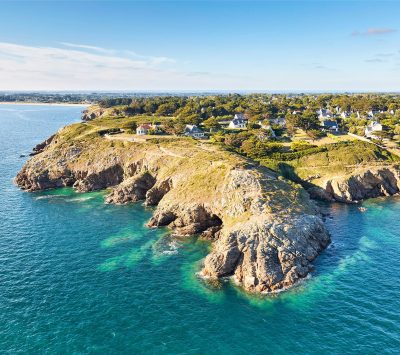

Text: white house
xmin=136 ymin=124 xmax=152 ymax=135
xmin=320 ymin=119 xmax=339 ymax=132
xmin=317 ymin=109 xmax=333 ymax=120
xmin=365 ymin=121 xmax=383 ymax=139
xmin=367 ymin=110 xmax=384 ymax=119
xmin=234 ymin=113 xmax=246 ymax=120
xmin=184 ymin=125 xmax=205 ymax=138
xmin=228 ymin=116 xmax=247 ymax=129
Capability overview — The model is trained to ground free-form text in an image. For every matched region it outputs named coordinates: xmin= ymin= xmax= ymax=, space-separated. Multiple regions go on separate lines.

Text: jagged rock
xmin=320 ymin=167 xmax=400 ymax=202
xmin=145 ymin=179 xmax=172 ymax=206
xmin=73 ymin=164 xmax=124 ymax=192
xmin=199 ymin=226 xmax=221 ymax=240
xmin=105 ymin=172 xmax=156 ymax=204
xmin=30 ymin=134 xmax=56 ymax=155
xmin=202 ymin=215 xmax=329 ymax=293
xmin=82 ymin=107 xmax=105 ymax=121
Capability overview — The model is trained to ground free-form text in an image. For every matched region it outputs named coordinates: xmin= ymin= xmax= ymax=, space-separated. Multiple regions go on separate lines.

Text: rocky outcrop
xmin=148 ymin=203 xmax=223 ymax=236
xmin=202 ymin=215 xmax=328 ymax=292
xmin=105 ymin=172 xmax=156 ymax=204
xmin=81 ymin=106 xmax=105 ymax=121
xmin=29 ymin=134 xmax=56 ymax=156
xmin=307 ymin=166 xmax=400 ymax=203
xmin=15 ymin=126 xmax=331 ymax=293
xmin=145 ymin=179 xmax=172 ymax=206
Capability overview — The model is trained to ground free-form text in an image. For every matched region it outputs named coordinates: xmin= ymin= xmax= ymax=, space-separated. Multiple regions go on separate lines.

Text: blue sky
xmin=0 ymin=1 xmax=399 ymax=91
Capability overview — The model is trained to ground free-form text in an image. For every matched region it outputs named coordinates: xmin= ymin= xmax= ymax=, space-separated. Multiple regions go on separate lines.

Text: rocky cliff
xmin=15 ymin=122 xmax=330 ymax=293
xmin=307 ymin=166 xmax=400 ymax=203
xmin=279 ymin=141 xmax=400 ymax=203
xmin=81 ymin=106 xmax=106 ymax=121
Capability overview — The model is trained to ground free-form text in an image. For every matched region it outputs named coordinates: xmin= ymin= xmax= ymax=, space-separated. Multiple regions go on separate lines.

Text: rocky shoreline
xmin=15 ymin=124 xmax=336 ymax=293
xmin=306 ymin=166 xmax=400 ymax=203
xmin=14 ymin=122 xmax=400 ymax=293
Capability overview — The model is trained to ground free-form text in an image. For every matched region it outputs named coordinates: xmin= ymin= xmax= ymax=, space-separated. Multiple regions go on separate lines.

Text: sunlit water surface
xmin=0 ymin=105 xmax=399 ymax=353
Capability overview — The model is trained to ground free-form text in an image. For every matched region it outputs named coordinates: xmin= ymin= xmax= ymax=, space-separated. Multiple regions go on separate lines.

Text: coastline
xmin=0 ymin=102 xmax=89 ymax=107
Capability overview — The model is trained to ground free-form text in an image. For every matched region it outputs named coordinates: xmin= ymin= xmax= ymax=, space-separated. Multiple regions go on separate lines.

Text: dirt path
xmin=104 ymin=134 xmax=139 ymax=142
xmin=158 ymin=146 xmax=185 ymax=158
xmin=295 ymin=163 xmax=393 ymax=170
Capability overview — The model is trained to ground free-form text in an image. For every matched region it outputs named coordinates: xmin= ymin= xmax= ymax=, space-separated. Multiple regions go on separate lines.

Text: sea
xmin=0 ymin=104 xmax=399 ymax=354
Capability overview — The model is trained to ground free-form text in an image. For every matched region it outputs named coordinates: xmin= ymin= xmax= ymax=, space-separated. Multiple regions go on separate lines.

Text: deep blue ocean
xmin=0 ymin=104 xmax=399 ymax=354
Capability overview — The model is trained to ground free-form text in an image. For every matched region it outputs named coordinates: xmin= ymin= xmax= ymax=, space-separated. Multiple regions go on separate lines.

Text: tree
xmin=299 ymin=110 xmax=319 ymax=131
xmin=394 ymin=125 xmax=400 ymax=135
xmin=163 ymin=120 xmax=186 ymax=135
xmin=285 ymin=112 xmax=299 ymax=134
xmin=202 ymin=117 xmax=221 ymax=131
xmin=156 ymin=102 xmax=178 ymax=116
xmin=306 ymin=129 xmax=325 ymax=141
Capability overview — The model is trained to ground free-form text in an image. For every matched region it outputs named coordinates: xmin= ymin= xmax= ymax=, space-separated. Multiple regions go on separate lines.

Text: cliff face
xmin=81 ymin=106 xmax=106 ymax=121
xmin=308 ymin=167 xmax=400 ymax=203
xmin=15 ymin=123 xmax=330 ymax=293
xmin=281 ymin=142 xmax=400 ymax=203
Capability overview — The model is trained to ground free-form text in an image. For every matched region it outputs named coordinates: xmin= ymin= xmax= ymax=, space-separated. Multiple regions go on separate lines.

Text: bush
xmin=269 ymin=146 xmax=327 ymax=161
xmin=290 ymin=140 xmax=316 ymax=151
xmin=306 ymin=129 xmax=326 ymax=140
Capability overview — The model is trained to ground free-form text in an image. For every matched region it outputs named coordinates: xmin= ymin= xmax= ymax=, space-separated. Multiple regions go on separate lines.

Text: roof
xmin=317 ymin=109 xmax=333 ymax=116
xmin=366 ymin=121 xmax=382 ymax=131
xmin=184 ymin=124 xmax=203 ymax=133
xmin=321 ymin=120 xmax=338 ymax=128
xmin=230 ymin=118 xmax=247 ymax=125
xmin=137 ymin=124 xmax=152 ymax=130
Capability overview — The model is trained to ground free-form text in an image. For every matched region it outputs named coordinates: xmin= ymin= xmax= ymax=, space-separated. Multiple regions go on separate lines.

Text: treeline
xmin=98 ymin=93 xmax=400 ymax=121
xmin=98 ymin=94 xmax=271 ymax=121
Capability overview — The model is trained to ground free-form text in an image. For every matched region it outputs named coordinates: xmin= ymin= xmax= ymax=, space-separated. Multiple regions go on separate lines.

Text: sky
xmin=0 ymin=0 xmax=399 ymax=92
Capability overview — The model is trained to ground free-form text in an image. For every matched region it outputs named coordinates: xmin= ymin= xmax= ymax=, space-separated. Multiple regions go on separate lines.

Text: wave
xmin=67 ymin=196 xmax=95 ymax=202
xmin=152 ymin=235 xmax=180 ymax=256
xmin=35 ymin=194 xmax=95 ymax=202
xmin=35 ymin=195 xmax=63 ymax=200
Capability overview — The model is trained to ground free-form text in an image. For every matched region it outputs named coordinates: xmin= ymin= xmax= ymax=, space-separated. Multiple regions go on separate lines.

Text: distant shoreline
xmin=0 ymin=102 xmax=89 ymax=107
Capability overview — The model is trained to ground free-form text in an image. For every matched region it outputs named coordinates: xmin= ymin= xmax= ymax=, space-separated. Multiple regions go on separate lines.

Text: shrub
xmin=290 ymin=140 xmax=316 ymax=151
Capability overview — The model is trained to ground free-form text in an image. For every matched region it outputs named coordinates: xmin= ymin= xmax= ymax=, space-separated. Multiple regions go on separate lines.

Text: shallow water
xmin=0 ymin=105 xmax=399 ymax=353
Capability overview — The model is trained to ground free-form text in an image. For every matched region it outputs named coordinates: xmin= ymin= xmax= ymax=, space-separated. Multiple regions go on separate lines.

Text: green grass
xmin=259 ymin=141 xmax=399 ymax=183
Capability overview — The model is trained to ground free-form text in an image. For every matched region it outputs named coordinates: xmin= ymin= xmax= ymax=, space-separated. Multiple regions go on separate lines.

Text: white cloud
xmin=59 ymin=42 xmax=113 ymax=54
xmin=0 ymin=41 xmax=240 ymax=91
xmin=352 ymin=28 xmax=397 ymax=36
xmin=1 ymin=41 xmax=399 ymax=92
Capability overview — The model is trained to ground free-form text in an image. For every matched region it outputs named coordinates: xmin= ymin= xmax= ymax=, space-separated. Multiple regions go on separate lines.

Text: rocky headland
xmin=15 ymin=121 xmax=333 ymax=293
xmin=15 ymin=114 xmax=400 ymax=293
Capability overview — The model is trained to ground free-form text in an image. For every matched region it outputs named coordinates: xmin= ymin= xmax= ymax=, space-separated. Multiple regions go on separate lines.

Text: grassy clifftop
xmin=18 ymin=114 xmax=317 ymax=218
xmin=259 ymin=141 xmax=399 ymax=185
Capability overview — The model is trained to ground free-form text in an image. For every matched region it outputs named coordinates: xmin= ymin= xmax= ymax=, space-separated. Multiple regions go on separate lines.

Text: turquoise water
xmin=1 ymin=105 xmax=400 ymax=354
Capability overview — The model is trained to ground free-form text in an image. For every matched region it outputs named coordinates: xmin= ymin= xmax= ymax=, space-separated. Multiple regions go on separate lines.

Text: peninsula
xmin=16 ymin=93 xmax=400 ymax=293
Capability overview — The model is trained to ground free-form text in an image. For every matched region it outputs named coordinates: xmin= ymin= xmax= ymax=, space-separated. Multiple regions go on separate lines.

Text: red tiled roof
xmin=138 ymin=124 xmax=152 ymax=130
